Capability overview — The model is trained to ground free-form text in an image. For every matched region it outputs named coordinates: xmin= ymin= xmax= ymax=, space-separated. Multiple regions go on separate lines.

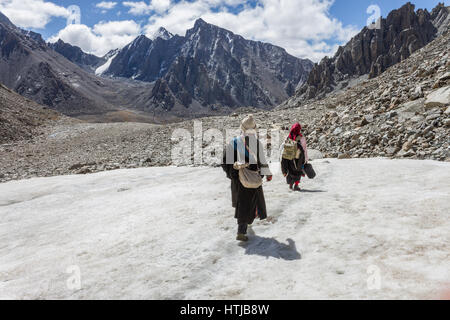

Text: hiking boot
xmin=293 ymin=185 xmax=301 ymax=192
xmin=289 ymin=184 xmax=293 ymax=190
xmin=236 ymin=234 xmax=249 ymax=242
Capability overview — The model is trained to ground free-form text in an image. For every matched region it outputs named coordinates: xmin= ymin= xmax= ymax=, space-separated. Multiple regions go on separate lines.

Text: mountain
xmin=0 ymin=83 xmax=64 ymax=143
xmin=0 ymin=14 xmax=161 ymax=122
xmin=0 ymin=12 xmax=313 ymax=121
xmin=0 ymin=13 xmax=122 ymax=116
xmin=432 ymin=2 xmax=450 ymax=35
xmin=1 ymin=22 xmax=448 ymax=182
xmin=150 ymin=27 xmax=174 ymax=40
xmin=0 ymin=10 xmax=14 ymax=28
xmin=105 ymin=34 xmax=184 ymax=82
xmin=94 ymin=48 xmax=120 ymax=75
xmin=48 ymin=39 xmax=106 ymax=72
xmin=278 ymin=24 xmax=450 ymax=162
xmin=104 ymin=18 xmax=314 ymax=110
xmin=294 ymin=2 xmax=450 ymax=101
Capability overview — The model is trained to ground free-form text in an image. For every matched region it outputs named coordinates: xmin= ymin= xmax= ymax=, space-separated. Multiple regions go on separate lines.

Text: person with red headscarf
xmin=281 ymin=122 xmax=309 ymax=191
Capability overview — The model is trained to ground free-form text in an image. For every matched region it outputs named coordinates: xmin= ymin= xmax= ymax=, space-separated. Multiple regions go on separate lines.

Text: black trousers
xmin=238 ymin=223 xmax=248 ymax=235
xmin=286 ymin=174 xmax=302 ymax=185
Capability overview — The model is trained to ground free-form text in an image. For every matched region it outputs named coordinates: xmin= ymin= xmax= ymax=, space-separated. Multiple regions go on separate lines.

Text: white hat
xmin=240 ymin=114 xmax=257 ymax=134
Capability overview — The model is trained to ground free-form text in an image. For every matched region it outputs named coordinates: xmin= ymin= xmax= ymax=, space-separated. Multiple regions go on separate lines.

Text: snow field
xmin=0 ymin=158 xmax=449 ymax=299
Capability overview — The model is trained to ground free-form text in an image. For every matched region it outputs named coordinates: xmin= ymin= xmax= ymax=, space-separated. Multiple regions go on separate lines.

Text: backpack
xmin=233 ymin=136 xmax=263 ymax=189
xmin=282 ymin=138 xmax=300 ymax=160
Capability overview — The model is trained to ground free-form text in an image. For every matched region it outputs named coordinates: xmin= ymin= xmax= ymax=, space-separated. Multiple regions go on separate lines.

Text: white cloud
xmin=142 ymin=0 xmax=359 ymax=61
xmin=123 ymin=0 xmax=171 ymax=15
xmin=151 ymin=0 xmax=171 ymax=13
xmin=123 ymin=1 xmax=151 ymax=15
xmin=48 ymin=20 xmax=141 ymax=57
xmin=93 ymin=19 xmax=141 ymax=36
xmin=0 ymin=0 xmax=69 ymax=29
xmin=96 ymin=2 xmax=118 ymax=10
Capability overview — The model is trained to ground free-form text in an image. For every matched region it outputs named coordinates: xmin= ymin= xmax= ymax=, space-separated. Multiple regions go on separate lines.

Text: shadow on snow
xmin=299 ymin=189 xmax=326 ymax=193
xmin=240 ymin=233 xmax=301 ymax=261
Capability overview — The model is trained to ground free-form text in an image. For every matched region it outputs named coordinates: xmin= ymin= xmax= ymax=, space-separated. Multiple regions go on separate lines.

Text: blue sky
xmin=0 ymin=0 xmax=446 ymax=60
xmin=330 ymin=0 xmax=443 ymax=27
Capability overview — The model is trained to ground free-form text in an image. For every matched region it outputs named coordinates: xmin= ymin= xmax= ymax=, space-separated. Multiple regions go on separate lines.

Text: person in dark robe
xmin=281 ymin=123 xmax=309 ymax=191
xmin=222 ymin=115 xmax=272 ymax=242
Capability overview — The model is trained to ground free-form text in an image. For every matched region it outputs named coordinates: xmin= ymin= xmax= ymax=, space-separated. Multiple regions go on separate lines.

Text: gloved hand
xmin=266 ymin=175 xmax=273 ymax=182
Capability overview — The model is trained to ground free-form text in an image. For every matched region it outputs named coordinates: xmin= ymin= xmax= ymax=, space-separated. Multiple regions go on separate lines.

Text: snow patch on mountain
xmin=95 ymin=52 xmax=118 ymax=75
xmin=149 ymin=27 xmax=174 ymax=40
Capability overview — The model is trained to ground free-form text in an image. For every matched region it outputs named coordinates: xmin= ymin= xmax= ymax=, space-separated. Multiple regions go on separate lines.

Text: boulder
xmin=397 ymin=149 xmax=415 ymax=157
xmin=338 ymin=153 xmax=351 ymax=159
xmin=402 ymin=141 xmax=413 ymax=151
xmin=410 ymin=86 xmax=423 ymax=100
xmin=364 ymin=114 xmax=374 ymax=123
xmin=397 ymin=99 xmax=425 ymax=114
xmin=397 ymin=99 xmax=425 ymax=121
xmin=75 ymin=167 xmax=92 ymax=175
xmin=425 ymin=86 xmax=450 ymax=108
xmin=333 ymin=127 xmax=343 ymax=135
xmin=439 ymin=71 xmax=450 ymax=81
xmin=444 ymin=106 xmax=450 ymax=115
xmin=358 ymin=118 xmax=369 ymax=127
xmin=386 ymin=147 xmax=397 ymax=155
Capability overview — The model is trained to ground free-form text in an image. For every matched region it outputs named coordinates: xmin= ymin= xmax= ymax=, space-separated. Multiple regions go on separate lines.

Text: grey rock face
xmin=431 ymin=2 xmax=450 ymax=35
xmin=105 ymin=18 xmax=314 ymax=111
xmin=0 ymin=11 xmax=15 ymax=28
xmin=295 ymin=2 xmax=450 ymax=102
xmin=48 ymin=39 xmax=106 ymax=72
xmin=293 ymin=29 xmax=450 ymax=163
xmin=107 ymin=34 xmax=185 ymax=82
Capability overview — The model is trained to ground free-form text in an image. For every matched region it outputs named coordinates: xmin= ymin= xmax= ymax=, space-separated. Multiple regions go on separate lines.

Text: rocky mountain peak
xmin=186 ymin=18 xmax=218 ymax=38
xmin=293 ymin=2 xmax=449 ymax=102
xmin=48 ymin=39 xmax=106 ymax=72
xmin=104 ymin=18 xmax=313 ymax=114
xmin=194 ymin=18 xmax=208 ymax=28
xmin=0 ymin=10 xmax=14 ymax=28
xmin=0 ymin=10 xmax=312 ymax=121
xmin=151 ymin=27 xmax=174 ymax=40
xmin=279 ymin=28 xmax=450 ymax=162
xmin=20 ymin=29 xmax=46 ymax=45
xmin=103 ymin=48 xmax=119 ymax=59
xmin=432 ymin=2 xmax=447 ymax=17
xmin=130 ymin=34 xmax=151 ymax=47
xmin=431 ymin=2 xmax=450 ymax=35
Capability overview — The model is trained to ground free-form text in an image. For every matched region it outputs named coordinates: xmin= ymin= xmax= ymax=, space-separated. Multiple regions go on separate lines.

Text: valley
xmin=0 ymin=2 xmax=449 ymax=184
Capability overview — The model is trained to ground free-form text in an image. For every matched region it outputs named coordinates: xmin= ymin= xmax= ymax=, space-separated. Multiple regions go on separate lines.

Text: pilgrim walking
xmin=222 ymin=115 xmax=273 ymax=242
xmin=281 ymin=123 xmax=309 ymax=191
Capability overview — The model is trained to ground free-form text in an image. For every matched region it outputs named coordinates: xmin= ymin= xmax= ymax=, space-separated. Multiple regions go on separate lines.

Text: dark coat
xmin=222 ymin=135 xmax=270 ymax=225
xmin=281 ymin=138 xmax=306 ymax=184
